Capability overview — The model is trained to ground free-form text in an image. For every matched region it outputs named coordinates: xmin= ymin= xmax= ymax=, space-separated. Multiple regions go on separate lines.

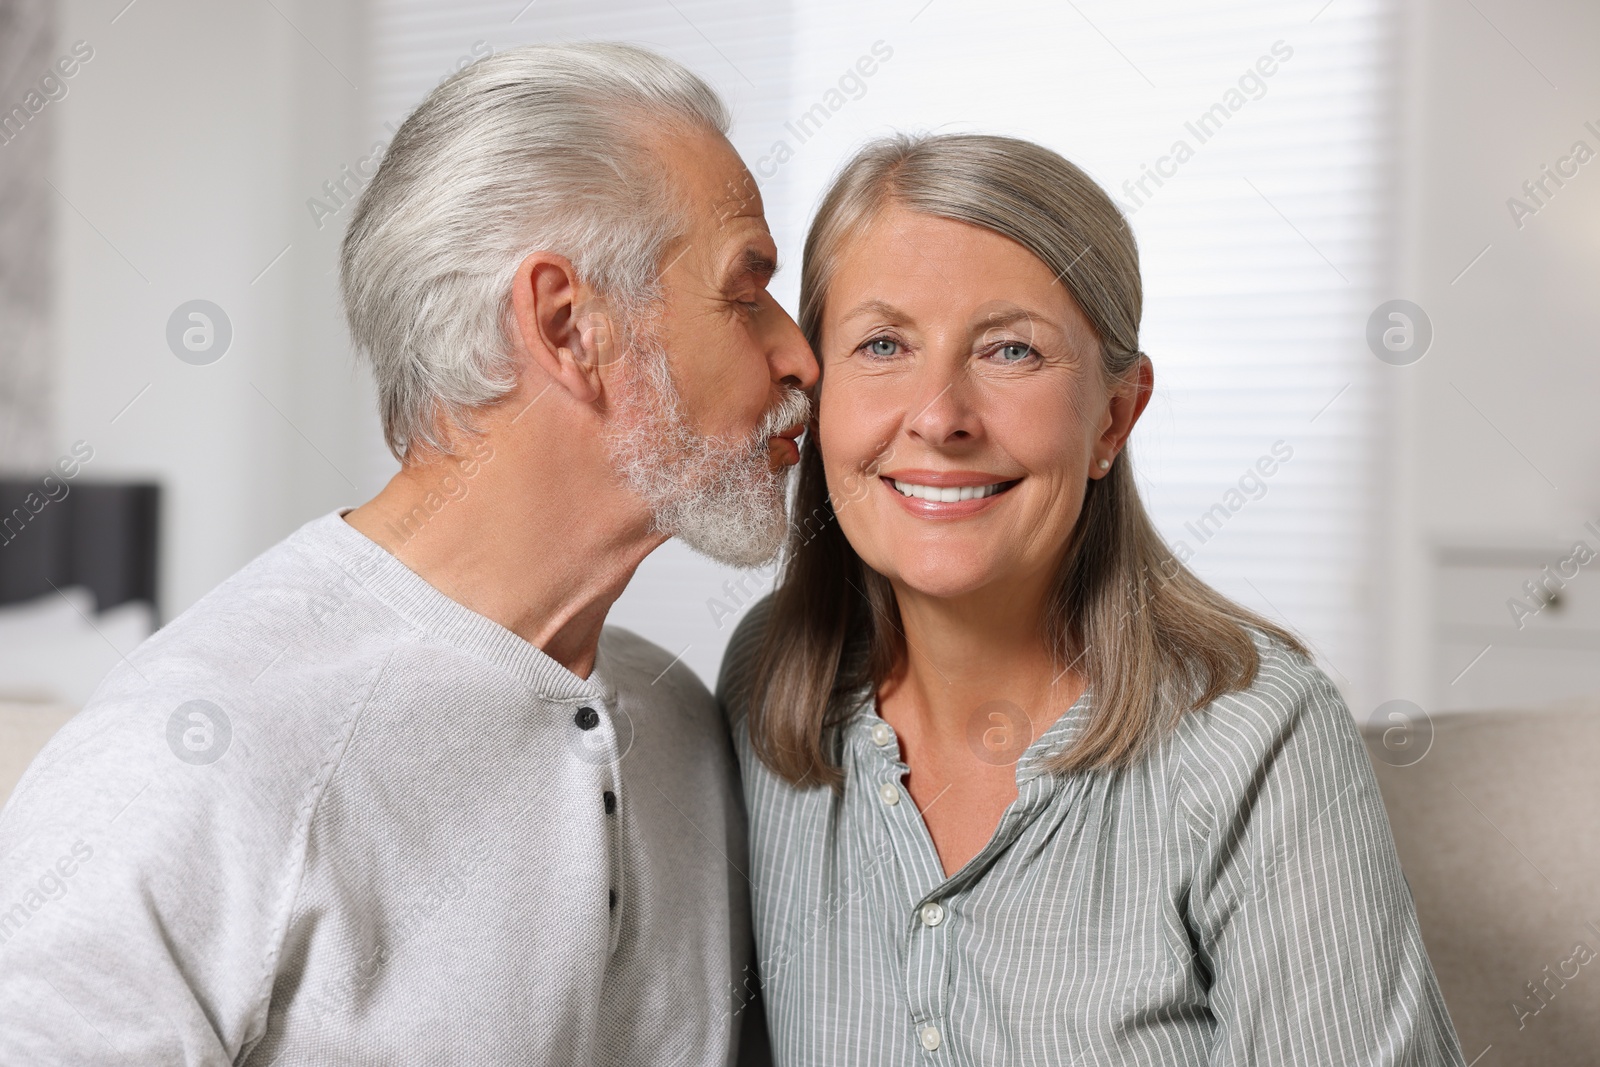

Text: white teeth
xmin=891 ymin=479 xmax=1009 ymax=502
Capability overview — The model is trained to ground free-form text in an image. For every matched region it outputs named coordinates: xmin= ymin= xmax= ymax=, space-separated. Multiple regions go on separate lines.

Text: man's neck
xmin=343 ymin=431 xmax=665 ymax=680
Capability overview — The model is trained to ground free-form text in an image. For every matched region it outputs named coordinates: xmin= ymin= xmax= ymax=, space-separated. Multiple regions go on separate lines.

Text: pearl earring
xmin=1098 ymin=459 xmax=1111 ymax=471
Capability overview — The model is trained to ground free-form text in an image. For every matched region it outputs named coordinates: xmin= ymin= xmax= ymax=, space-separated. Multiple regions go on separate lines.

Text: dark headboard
xmin=0 ymin=480 xmax=161 ymax=617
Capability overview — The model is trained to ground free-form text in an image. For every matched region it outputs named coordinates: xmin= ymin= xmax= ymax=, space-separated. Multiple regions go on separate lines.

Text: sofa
xmin=1361 ymin=703 xmax=1600 ymax=1065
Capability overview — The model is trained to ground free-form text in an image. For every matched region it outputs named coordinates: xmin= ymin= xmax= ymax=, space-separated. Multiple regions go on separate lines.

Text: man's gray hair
xmin=341 ymin=43 xmax=730 ymax=459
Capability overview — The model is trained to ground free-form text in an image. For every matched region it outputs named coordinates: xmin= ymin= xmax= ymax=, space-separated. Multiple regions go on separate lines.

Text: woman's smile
xmin=879 ymin=470 xmax=1021 ymax=518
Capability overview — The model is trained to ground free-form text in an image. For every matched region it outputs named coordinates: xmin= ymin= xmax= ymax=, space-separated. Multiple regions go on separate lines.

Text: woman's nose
xmin=905 ymin=364 xmax=978 ymax=445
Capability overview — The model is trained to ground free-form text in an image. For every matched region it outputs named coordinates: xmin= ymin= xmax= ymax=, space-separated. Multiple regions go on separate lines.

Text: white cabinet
xmin=1433 ymin=540 xmax=1600 ymax=711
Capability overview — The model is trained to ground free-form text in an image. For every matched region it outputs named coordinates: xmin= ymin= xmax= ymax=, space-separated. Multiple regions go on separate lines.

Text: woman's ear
xmin=1098 ymin=354 xmax=1155 ymax=461
xmin=507 ymin=251 xmax=619 ymax=405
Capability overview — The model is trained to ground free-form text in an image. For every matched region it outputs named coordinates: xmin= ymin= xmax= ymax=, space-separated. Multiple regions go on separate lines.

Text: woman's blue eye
xmin=997 ymin=343 xmax=1033 ymax=362
xmin=866 ymin=338 xmax=898 ymax=357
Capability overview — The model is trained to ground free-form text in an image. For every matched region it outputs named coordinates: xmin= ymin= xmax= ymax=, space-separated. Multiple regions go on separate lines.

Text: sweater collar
xmin=293 ymin=510 xmax=612 ymax=705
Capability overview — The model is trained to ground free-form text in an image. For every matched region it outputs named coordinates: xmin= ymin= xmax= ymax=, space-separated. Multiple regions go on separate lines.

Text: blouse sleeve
xmin=1173 ymin=643 xmax=1466 ymax=1066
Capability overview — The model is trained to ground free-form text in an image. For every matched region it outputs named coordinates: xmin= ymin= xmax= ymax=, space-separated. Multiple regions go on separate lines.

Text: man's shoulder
xmin=125 ymin=514 xmax=410 ymax=699
xmin=6 ymin=637 xmax=395 ymax=841
xmin=150 ymin=514 xmax=388 ymax=645
xmin=3 ymin=518 xmax=406 ymax=834
xmin=598 ymin=624 xmax=714 ymax=709
xmin=596 ymin=625 xmax=738 ymax=783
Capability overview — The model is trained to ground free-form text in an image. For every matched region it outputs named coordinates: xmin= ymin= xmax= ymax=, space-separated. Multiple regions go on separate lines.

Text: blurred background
xmin=1 ymin=0 xmax=1597 ymax=1059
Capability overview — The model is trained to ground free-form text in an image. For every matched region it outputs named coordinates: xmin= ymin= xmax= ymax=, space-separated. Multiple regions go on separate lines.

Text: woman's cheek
xmin=830 ymin=476 xmax=887 ymax=569
xmin=816 ymin=400 xmax=861 ymax=503
xmin=823 ymin=459 xmax=862 ymax=508
xmin=821 ymin=380 xmax=900 ymax=514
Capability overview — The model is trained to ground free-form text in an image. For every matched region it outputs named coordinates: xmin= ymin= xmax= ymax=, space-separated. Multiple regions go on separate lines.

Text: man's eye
xmin=864 ymin=337 xmax=899 ymax=357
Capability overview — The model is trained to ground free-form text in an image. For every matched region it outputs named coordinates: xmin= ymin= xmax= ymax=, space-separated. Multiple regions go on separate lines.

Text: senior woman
xmin=717 ymin=133 xmax=1464 ymax=1065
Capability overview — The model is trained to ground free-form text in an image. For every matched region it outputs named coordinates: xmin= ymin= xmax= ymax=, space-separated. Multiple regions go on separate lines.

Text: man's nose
xmin=765 ymin=301 xmax=819 ymax=391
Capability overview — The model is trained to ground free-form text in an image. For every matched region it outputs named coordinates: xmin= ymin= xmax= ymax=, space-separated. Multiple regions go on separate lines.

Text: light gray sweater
xmin=0 ymin=511 xmax=752 ymax=1065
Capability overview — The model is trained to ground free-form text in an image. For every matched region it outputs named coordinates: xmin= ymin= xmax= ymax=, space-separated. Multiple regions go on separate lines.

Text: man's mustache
xmin=753 ymin=388 xmax=812 ymax=450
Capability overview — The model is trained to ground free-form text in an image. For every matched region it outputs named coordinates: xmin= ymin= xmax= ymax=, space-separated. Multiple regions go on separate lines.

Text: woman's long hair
xmin=745 ymin=132 xmax=1307 ymax=788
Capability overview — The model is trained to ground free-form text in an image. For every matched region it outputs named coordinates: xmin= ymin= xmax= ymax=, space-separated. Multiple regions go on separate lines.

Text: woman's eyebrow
xmin=973 ymin=307 xmax=1062 ymax=334
xmin=837 ymin=298 xmax=909 ymax=324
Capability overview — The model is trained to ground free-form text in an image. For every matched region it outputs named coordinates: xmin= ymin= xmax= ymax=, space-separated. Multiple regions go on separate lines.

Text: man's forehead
xmin=711 ymin=168 xmax=764 ymax=223
xmin=647 ymin=127 xmax=775 ymax=276
xmin=701 ymin=173 xmax=777 ymax=277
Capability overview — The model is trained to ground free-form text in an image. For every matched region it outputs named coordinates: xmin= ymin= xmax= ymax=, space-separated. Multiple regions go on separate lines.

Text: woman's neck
xmin=883 ymin=574 xmax=1083 ymax=749
xmin=877 ymin=573 xmax=1088 ymax=877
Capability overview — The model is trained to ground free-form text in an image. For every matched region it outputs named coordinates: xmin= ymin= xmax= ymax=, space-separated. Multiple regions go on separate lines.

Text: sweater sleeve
xmin=0 ymin=660 xmax=361 ymax=1066
xmin=1173 ymin=643 xmax=1466 ymax=1066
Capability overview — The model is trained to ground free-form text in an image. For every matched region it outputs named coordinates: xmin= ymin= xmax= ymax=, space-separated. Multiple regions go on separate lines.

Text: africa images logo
xmin=166 ymin=700 xmax=233 ymax=765
xmin=166 ymin=300 xmax=233 ymax=365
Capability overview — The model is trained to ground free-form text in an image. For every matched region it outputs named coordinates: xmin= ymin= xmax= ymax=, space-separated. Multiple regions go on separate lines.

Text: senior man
xmin=0 ymin=44 xmax=812 ymax=1065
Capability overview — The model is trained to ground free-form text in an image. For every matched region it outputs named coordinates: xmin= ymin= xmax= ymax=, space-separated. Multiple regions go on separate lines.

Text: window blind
xmin=364 ymin=0 xmax=1394 ymax=711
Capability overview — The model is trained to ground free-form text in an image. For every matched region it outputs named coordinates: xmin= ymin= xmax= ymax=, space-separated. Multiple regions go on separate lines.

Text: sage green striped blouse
xmin=717 ymin=598 xmax=1465 ymax=1065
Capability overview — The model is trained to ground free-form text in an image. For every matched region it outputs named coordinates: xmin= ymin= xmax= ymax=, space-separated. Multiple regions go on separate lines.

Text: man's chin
xmin=656 ymin=469 xmax=790 ymax=568
xmin=681 ymin=537 xmax=782 ymax=569
xmin=671 ymin=506 xmax=788 ymax=569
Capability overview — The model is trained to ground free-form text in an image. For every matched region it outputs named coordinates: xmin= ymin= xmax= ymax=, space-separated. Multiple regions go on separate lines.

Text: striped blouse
xmin=717 ymin=598 xmax=1465 ymax=1066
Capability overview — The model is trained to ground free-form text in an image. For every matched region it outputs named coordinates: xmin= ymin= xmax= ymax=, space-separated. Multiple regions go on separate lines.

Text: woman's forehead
xmin=824 ymin=220 xmax=1092 ymax=340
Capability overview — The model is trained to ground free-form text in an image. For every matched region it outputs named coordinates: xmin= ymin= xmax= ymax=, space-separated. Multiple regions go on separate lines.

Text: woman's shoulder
xmin=1178 ymin=624 xmax=1343 ymax=729
xmin=1166 ymin=626 xmax=1370 ymax=815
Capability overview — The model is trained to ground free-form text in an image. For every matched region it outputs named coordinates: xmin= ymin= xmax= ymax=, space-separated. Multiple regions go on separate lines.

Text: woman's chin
xmin=875 ymin=556 xmax=1011 ymax=601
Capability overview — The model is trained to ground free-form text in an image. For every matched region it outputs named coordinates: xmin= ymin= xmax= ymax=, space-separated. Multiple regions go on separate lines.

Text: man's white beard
xmin=603 ymin=321 xmax=811 ymax=568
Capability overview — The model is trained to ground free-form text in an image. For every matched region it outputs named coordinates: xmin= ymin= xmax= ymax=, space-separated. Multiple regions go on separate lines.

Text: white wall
xmin=1389 ymin=0 xmax=1600 ymax=709
xmin=0 ymin=0 xmax=56 ymax=473
xmin=53 ymin=0 xmax=387 ymax=621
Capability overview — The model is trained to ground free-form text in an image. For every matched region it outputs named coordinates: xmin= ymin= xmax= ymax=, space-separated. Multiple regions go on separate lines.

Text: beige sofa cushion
xmin=0 ymin=701 xmax=78 ymax=809
xmin=1363 ymin=703 xmax=1600 ymax=1066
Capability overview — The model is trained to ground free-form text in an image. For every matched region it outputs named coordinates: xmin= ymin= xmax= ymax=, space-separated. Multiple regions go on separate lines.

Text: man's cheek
xmin=667 ymin=318 xmax=764 ymax=439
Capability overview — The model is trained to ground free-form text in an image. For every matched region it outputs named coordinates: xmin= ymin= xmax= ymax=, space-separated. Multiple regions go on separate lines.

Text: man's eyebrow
xmin=737 ymin=247 xmax=778 ymax=280
xmin=721 ymin=246 xmax=778 ymax=290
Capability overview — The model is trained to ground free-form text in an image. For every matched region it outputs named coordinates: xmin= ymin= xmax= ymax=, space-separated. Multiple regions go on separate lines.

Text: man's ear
xmin=507 ymin=251 xmax=617 ymax=405
xmin=1100 ymin=355 xmax=1155 ymax=456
